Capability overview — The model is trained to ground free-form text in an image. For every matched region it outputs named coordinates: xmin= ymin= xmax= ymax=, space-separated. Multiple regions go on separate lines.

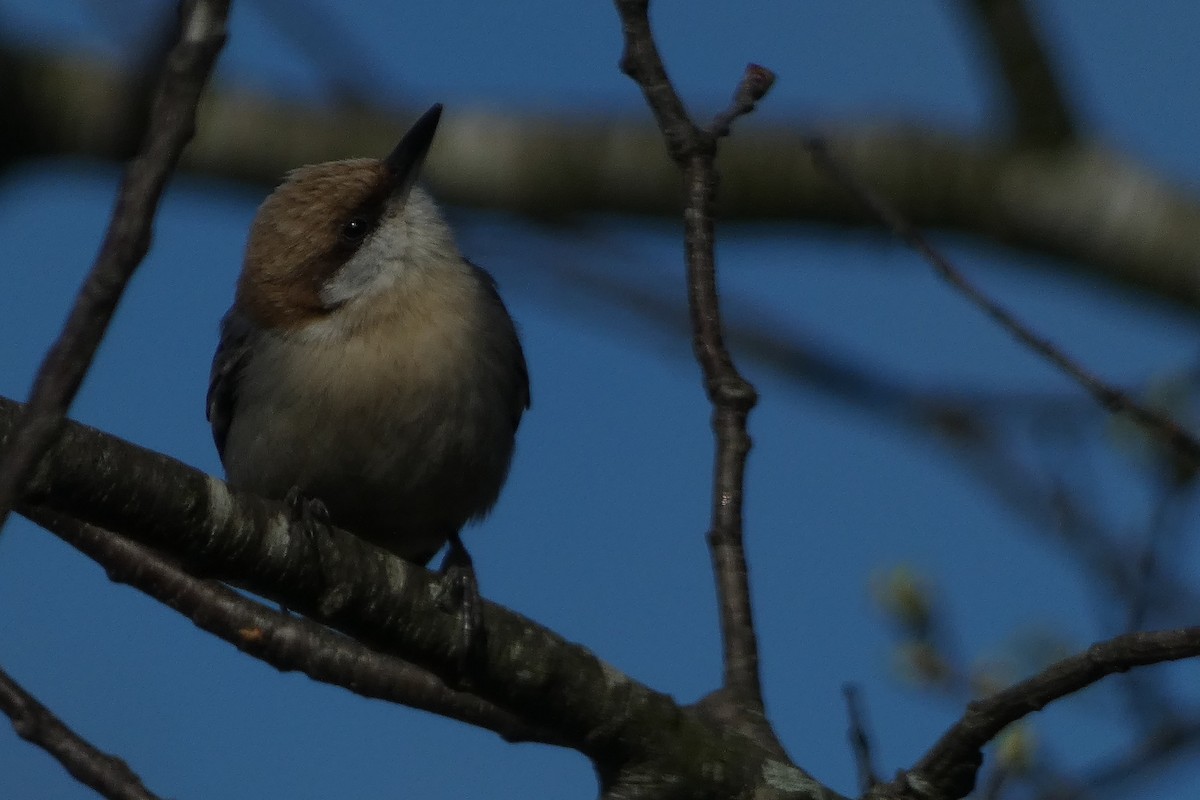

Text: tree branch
xmin=548 ymin=256 xmax=1200 ymax=627
xmin=0 ymin=0 xmax=229 ymax=535
xmin=614 ymin=0 xmax=772 ymax=732
xmin=0 ymin=397 xmax=835 ymax=800
xmin=874 ymin=626 xmax=1200 ymax=800
xmin=844 ymin=684 xmax=880 ymax=794
xmin=959 ymin=0 xmax=1076 ymax=145
xmin=804 ymin=138 xmax=1200 ymax=468
xmin=6 ymin=46 xmax=1200 ymax=309
xmin=0 ymin=665 xmax=163 ymax=800
xmin=23 ymin=508 xmax=561 ymax=746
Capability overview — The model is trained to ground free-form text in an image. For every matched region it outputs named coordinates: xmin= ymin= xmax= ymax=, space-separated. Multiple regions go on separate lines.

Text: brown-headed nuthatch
xmin=207 ymin=104 xmax=529 ymax=574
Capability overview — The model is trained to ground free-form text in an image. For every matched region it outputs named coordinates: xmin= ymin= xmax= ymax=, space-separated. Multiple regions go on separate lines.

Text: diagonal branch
xmin=545 ymin=255 xmax=1200 ymax=624
xmin=0 ymin=665 xmax=163 ymax=800
xmin=843 ymin=684 xmax=881 ymax=794
xmin=0 ymin=397 xmax=829 ymax=799
xmin=23 ymin=508 xmax=561 ymax=746
xmin=959 ymin=0 xmax=1076 ymax=145
xmin=614 ymin=0 xmax=773 ymax=724
xmin=0 ymin=0 xmax=229 ymax=536
xmin=873 ymin=626 xmax=1200 ymax=800
xmin=804 ymin=138 xmax=1200 ymax=468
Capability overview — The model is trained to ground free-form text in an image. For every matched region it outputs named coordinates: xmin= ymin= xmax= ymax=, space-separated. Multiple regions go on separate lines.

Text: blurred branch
xmin=0 ymin=665 xmax=162 ymax=800
xmin=24 ymin=508 xmax=562 ymax=747
xmin=844 ymin=684 xmax=881 ymax=793
xmin=6 ymin=47 xmax=1200 ymax=309
xmin=544 ymin=250 xmax=1200 ymax=624
xmin=959 ymin=0 xmax=1076 ymax=145
xmin=545 ymin=242 xmax=1200 ymax=799
xmin=615 ymin=0 xmax=776 ymax=751
xmin=875 ymin=627 xmax=1200 ymax=800
xmin=955 ymin=445 xmax=1200 ymax=620
xmin=804 ymin=137 xmax=1200 ymax=468
xmin=0 ymin=1 xmax=229 ymax=536
xmin=1033 ymin=715 xmax=1200 ymax=800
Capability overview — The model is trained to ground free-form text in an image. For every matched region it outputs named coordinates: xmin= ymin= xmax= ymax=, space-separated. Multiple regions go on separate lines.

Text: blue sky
xmin=3 ymin=2 xmax=1200 ymax=798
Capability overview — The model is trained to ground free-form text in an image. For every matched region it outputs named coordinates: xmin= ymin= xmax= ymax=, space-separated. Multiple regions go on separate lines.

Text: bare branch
xmin=1 ymin=397 xmax=834 ymax=799
xmin=546 ymin=254 xmax=1200 ymax=624
xmin=24 ymin=508 xmax=561 ymax=746
xmin=0 ymin=0 xmax=229 ymax=535
xmin=710 ymin=64 xmax=776 ymax=140
xmin=804 ymin=138 xmax=1200 ymax=468
xmin=844 ymin=684 xmax=880 ymax=793
xmin=7 ymin=45 xmax=1200 ymax=310
xmin=0 ymin=665 xmax=163 ymax=800
xmin=877 ymin=627 xmax=1200 ymax=800
xmin=614 ymin=0 xmax=772 ymax=729
xmin=959 ymin=0 xmax=1076 ymax=144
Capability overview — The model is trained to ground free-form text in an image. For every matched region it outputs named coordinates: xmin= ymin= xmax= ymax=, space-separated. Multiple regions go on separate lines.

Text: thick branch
xmin=0 ymin=666 xmax=162 ymax=800
xmin=24 ymin=508 xmax=559 ymax=746
xmin=0 ymin=1 xmax=229 ymax=534
xmin=5 ymin=46 xmax=1200 ymax=309
xmin=0 ymin=397 xmax=835 ymax=800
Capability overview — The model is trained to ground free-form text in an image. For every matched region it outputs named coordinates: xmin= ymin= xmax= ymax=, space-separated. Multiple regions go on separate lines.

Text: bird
xmin=207 ymin=104 xmax=529 ymax=587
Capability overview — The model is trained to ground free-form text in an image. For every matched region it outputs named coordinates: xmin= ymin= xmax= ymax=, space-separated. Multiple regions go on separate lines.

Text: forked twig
xmin=614 ymin=0 xmax=775 ymax=718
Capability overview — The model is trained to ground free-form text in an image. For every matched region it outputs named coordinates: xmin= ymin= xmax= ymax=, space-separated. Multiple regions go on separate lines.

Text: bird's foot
xmin=278 ymin=487 xmax=335 ymax=615
xmin=436 ymin=532 xmax=485 ymax=681
xmin=283 ymin=486 xmax=331 ymax=537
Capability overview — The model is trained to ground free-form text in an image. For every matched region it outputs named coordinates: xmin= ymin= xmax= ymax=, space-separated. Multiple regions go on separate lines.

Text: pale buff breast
xmin=222 ymin=265 xmax=518 ymax=561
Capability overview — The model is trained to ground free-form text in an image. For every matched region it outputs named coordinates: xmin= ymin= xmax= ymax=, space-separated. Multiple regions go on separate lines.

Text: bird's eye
xmin=340 ymin=216 xmax=370 ymax=244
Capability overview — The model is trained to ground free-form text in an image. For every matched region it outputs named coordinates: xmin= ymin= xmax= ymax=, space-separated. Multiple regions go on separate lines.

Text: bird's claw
xmin=284 ymin=486 xmax=331 ymax=538
xmin=436 ymin=533 xmax=485 ymax=680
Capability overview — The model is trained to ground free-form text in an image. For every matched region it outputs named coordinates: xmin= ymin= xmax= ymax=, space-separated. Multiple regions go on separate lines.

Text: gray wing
xmin=206 ymin=308 xmax=256 ymax=461
xmin=470 ymin=261 xmax=530 ymax=430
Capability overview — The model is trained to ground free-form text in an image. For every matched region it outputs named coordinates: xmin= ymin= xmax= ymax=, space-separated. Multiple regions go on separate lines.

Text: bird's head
xmin=234 ymin=104 xmax=458 ymax=330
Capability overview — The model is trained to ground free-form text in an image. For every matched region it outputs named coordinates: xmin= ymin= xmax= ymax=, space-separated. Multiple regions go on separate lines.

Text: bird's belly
xmin=222 ymin=341 xmax=514 ymax=563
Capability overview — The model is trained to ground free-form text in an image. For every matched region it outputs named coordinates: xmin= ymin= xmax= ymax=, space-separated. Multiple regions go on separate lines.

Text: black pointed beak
xmin=385 ymin=103 xmax=443 ymax=197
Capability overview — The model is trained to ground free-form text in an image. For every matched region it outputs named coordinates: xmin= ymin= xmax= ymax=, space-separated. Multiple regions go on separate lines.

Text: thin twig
xmin=23 ymin=508 xmax=561 ymax=746
xmin=960 ymin=0 xmax=1075 ymax=145
xmin=804 ymin=138 xmax=1200 ymax=468
xmin=614 ymin=0 xmax=773 ymax=720
xmin=0 ymin=665 xmax=163 ymax=800
xmin=843 ymin=684 xmax=880 ymax=793
xmin=0 ymin=0 xmax=229 ymax=536
xmin=711 ymin=64 xmax=776 ymax=139
xmin=882 ymin=626 xmax=1200 ymax=800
